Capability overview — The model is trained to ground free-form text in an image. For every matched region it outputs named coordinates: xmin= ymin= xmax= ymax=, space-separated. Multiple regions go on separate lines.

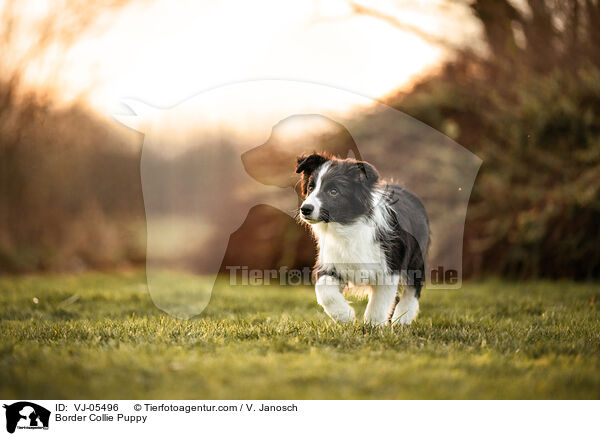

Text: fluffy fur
xmin=296 ymin=153 xmax=430 ymax=325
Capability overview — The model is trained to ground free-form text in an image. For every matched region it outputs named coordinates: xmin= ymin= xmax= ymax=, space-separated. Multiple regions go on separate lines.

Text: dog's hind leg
xmin=315 ymin=275 xmax=355 ymax=323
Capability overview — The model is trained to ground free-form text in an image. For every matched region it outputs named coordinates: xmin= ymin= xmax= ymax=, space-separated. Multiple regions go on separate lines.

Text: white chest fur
xmin=312 ymin=220 xmax=388 ymax=284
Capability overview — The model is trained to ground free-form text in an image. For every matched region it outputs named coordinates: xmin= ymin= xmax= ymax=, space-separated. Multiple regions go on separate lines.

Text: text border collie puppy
xmin=296 ymin=153 xmax=430 ymax=325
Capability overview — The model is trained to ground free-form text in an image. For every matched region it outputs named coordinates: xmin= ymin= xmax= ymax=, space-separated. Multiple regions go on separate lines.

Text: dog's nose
xmin=301 ymin=204 xmax=314 ymax=216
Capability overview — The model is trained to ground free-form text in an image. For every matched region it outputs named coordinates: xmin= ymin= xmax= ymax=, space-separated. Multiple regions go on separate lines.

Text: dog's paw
xmin=363 ymin=316 xmax=389 ymax=327
xmin=391 ymin=308 xmax=418 ymax=326
xmin=392 ymin=314 xmax=413 ymax=325
xmin=330 ymin=306 xmax=356 ymax=324
xmin=392 ymin=294 xmax=419 ymax=326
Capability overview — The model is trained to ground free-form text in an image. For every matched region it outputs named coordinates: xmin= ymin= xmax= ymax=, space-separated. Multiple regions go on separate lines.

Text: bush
xmin=392 ymin=63 xmax=600 ymax=279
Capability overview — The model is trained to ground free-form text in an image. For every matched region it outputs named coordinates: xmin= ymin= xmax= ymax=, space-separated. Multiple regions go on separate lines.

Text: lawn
xmin=0 ymin=272 xmax=598 ymax=399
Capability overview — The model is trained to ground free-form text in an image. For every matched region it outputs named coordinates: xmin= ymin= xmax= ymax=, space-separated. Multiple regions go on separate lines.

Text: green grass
xmin=0 ymin=272 xmax=599 ymax=399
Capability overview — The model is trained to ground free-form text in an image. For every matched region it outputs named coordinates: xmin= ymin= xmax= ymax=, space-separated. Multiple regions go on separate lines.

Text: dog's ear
xmin=296 ymin=153 xmax=329 ymax=197
xmin=352 ymin=161 xmax=379 ymax=186
xmin=295 ymin=153 xmax=328 ymax=175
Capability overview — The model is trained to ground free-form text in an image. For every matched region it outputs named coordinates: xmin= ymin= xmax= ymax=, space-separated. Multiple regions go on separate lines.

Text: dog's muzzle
xmin=300 ymin=202 xmax=320 ymax=223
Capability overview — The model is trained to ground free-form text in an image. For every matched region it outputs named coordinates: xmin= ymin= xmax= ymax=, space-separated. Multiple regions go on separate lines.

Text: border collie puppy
xmin=296 ymin=153 xmax=430 ymax=325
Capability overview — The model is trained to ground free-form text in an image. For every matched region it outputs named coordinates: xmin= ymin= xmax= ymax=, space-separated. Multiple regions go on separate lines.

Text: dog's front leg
xmin=364 ymin=275 xmax=400 ymax=326
xmin=391 ymin=286 xmax=420 ymax=325
xmin=315 ymin=275 xmax=355 ymax=323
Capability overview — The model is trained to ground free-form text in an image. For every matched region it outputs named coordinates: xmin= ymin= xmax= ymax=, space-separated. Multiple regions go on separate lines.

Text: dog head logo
xmin=241 ymin=114 xmax=363 ymax=189
xmin=3 ymin=402 xmax=50 ymax=433
xmin=113 ymin=80 xmax=481 ymax=319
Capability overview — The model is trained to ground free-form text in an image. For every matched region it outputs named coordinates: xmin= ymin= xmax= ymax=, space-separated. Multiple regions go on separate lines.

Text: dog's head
xmin=241 ymin=115 xmax=363 ymax=189
xmin=296 ymin=153 xmax=379 ymax=225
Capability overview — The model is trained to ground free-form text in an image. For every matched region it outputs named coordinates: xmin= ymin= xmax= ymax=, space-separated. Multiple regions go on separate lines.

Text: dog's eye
xmin=328 ymin=188 xmax=338 ymax=196
xmin=307 ymin=183 xmax=315 ymax=192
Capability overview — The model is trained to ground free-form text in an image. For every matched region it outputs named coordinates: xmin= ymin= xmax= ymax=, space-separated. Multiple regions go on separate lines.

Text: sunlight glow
xmin=10 ymin=0 xmax=478 ymax=128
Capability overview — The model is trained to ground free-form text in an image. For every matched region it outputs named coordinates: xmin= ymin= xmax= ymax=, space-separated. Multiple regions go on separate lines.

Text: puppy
xmin=296 ymin=153 xmax=430 ymax=325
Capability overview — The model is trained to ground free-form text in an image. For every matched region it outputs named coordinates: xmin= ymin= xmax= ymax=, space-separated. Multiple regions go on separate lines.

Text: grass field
xmin=0 ymin=272 xmax=598 ymax=399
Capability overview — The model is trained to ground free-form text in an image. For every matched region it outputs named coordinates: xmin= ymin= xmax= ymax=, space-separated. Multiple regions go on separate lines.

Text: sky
xmin=6 ymin=0 xmax=480 ymax=127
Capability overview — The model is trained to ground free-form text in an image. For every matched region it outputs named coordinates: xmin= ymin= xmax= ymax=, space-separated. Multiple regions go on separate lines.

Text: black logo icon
xmin=3 ymin=402 xmax=50 ymax=433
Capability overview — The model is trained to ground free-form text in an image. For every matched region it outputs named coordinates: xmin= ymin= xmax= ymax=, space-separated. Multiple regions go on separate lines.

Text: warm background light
xmin=6 ymin=0 xmax=480 ymax=124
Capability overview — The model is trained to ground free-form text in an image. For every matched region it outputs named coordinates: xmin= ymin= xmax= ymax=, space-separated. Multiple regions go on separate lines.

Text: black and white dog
xmin=296 ymin=153 xmax=430 ymax=325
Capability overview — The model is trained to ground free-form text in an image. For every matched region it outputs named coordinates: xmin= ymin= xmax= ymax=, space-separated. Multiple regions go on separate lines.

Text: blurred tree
xmin=351 ymin=0 xmax=600 ymax=279
xmin=0 ymin=0 xmax=145 ymax=272
xmin=471 ymin=0 xmax=520 ymax=62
